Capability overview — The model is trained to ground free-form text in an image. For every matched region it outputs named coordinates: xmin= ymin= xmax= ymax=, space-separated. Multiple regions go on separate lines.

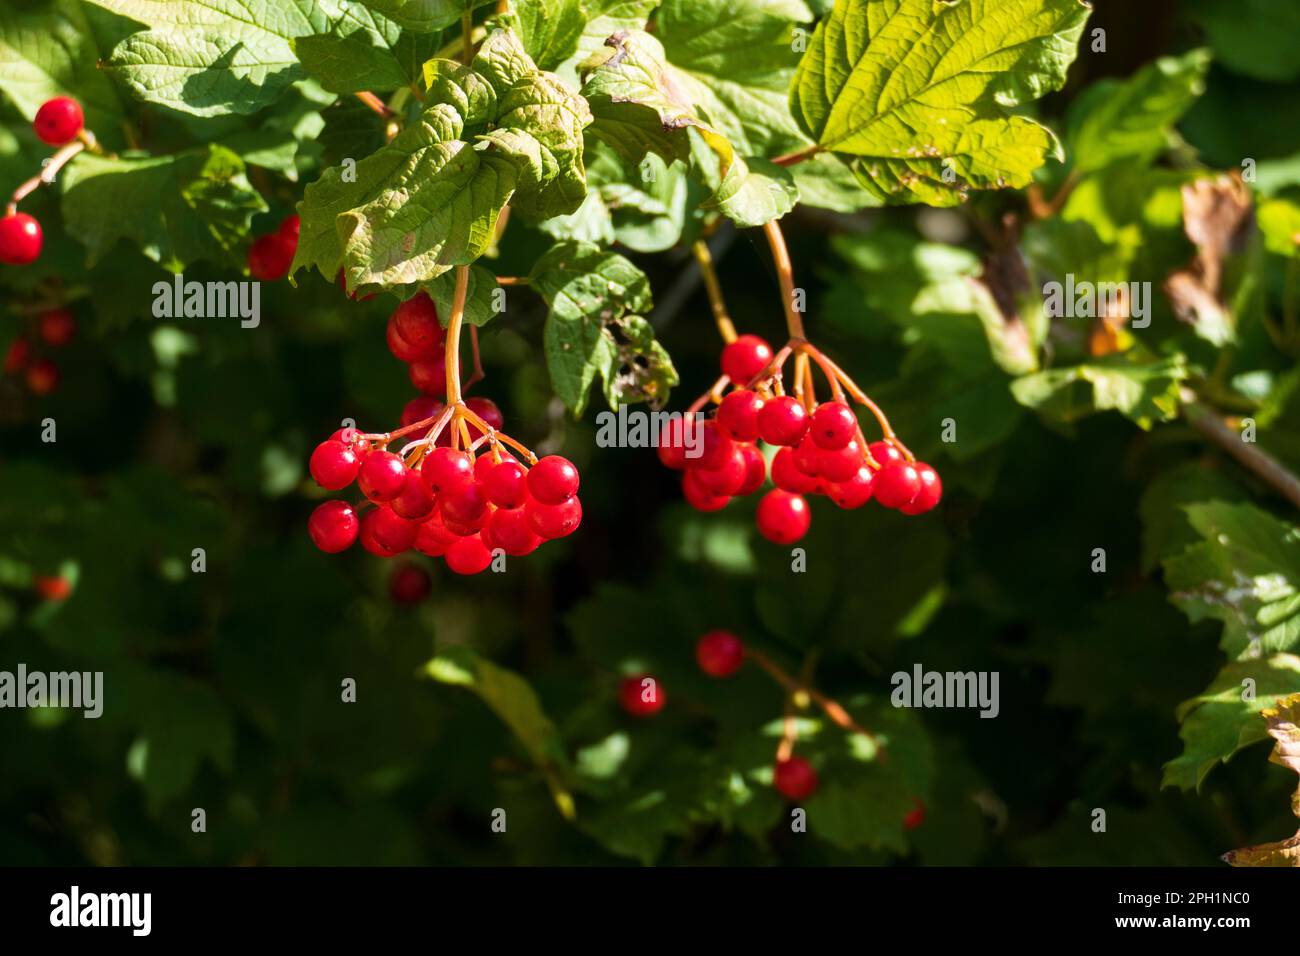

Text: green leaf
xmin=85 ymin=0 xmax=328 ymax=116
xmin=1162 ymin=654 xmax=1300 ymax=791
xmin=1138 ymin=463 xmax=1246 ymax=573
xmin=419 ymin=263 xmax=499 ymax=327
xmin=362 ymin=0 xmax=488 ymax=33
xmin=704 ymin=153 xmax=798 ymax=228
xmin=293 ymin=6 xmax=440 ymax=93
xmin=292 ymin=104 xmax=517 ymax=291
xmin=1011 ymin=353 xmax=1188 ymax=430
xmin=529 ymin=240 xmax=676 ymax=414
xmin=61 ymin=145 xmax=267 ymax=271
xmin=1065 ymin=49 xmax=1210 ymax=175
xmin=790 ymin=0 xmax=1090 ymax=205
xmin=1185 ymin=0 xmax=1300 ymax=83
xmin=513 ymin=0 xmax=585 ymax=72
xmin=1258 ymin=198 xmax=1300 ymax=259
xmin=1164 ymin=502 xmax=1300 ymax=660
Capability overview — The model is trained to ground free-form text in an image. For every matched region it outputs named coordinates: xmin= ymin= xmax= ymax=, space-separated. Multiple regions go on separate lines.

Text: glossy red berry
xmin=755 ymin=489 xmax=810 ymax=544
xmin=465 ymin=396 xmax=503 ymax=432
xmin=757 ymin=395 xmax=809 ymax=446
xmin=278 ymin=214 xmax=300 ymax=241
xmin=389 ymin=562 xmax=431 ymax=604
xmin=357 ymin=451 xmax=409 ymax=502
xmin=33 ymin=96 xmax=83 ymax=146
xmin=33 ymin=574 xmax=73 ymax=601
xmin=735 ymin=442 xmax=768 ymax=496
xmin=387 ymin=315 xmax=438 ymax=363
xmin=686 ymin=420 xmax=733 ymax=471
xmin=771 ymin=447 xmax=820 ymax=494
xmin=716 ymin=389 xmax=764 ymax=441
xmin=360 ymin=506 xmax=417 ymax=556
xmin=773 ymin=756 xmax=818 ymax=800
xmin=810 ymin=402 xmax=857 ymax=450
xmin=487 ymin=507 xmax=542 ymax=556
xmin=526 ymin=495 xmax=582 ymax=539
xmin=4 ymin=337 xmax=30 ymax=373
xmin=247 ymin=232 xmax=294 ymax=280
xmin=408 ymin=356 xmax=447 ymax=395
xmin=696 ymin=630 xmax=745 ymax=677
xmin=422 ymin=447 xmax=473 ymax=494
xmin=867 ymin=440 xmax=904 ymax=469
xmin=400 ymin=396 xmax=443 ymax=429
xmin=445 ymin=534 xmax=492 ymax=574
xmin=25 ymin=358 xmax=59 ymax=395
xmin=656 ymin=417 xmax=691 ymax=470
xmin=695 ymin=445 xmax=747 ymax=496
xmin=0 ymin=213 xmax=43 ymax=265
xmin=414 ymin=512 xmax=459 ymax=557
xmin=829 ymin=466 xmax=874 ymax=509
xmin=903 ymin=797 xmax=926 ymax=830
xmin=440 ymin=478 xmax=487 ymax=524
xmin=792 ymin=434 xmax=822 ymax=476
xmin=37 ymin=309 xmax=76 ymax=347
xmin=873 ymin=460 xmax=922 ymax=510
xmin=484 ymin=459 xmax=528 ymax=508
xmin=682 ymin=469 xmax=730 ymax=511
xmin=309 ymin=439 xmax=361 ymax=490
xmin=391 ymin=468 xmax=435 ymax=520
xmin=619 ymin=675 xmax=665 ymax=717
xmin=392 ymin=293 xmax=442 ymax=354
xmin=817 ymin=438 xmax=863 ymax=483
xmin=900 ymin=463 xmax=942 ymax=515
xmin=527 ymin=455 xmax=579 ymax=505
xmin=309 ymin=500 xmax=360 ymax=553
xmin=720 ymin=334 xmax=773 ymax=384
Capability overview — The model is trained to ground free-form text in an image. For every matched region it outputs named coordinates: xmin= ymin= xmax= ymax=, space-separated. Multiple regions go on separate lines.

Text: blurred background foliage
xmin=2 ymin=0 xmax=1300 ymax=865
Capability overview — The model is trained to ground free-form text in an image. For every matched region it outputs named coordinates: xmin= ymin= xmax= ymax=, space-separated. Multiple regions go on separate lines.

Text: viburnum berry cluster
xmin=246 ymin=214 xmax=300 ymax=281
xmin=659 ymin=224 xmax=942 ymax=545
xmin=0 ymin=96 xmax=91 ymax=267
xmin=306 ymin=277 xmax=581 ymax=575
xmin=4 ymin=307 xmax=76 ymax=396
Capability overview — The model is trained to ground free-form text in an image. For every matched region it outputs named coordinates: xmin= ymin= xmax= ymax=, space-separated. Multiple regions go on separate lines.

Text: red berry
xmin=422 ymin=447 xmax=473 ymax=494
xmin=656 ymin=417 xmax=691 ymax=470
xmin=487 ymin=507 xmax=542 ymax=556
xmin=389 ymin=562 xmax=431 ymax=604
xmin=735 ymin=442 xmax=767 ymax=496
xmin=686 ymin=420 xmax=733 ymax=471
xmin=37 ymin=309 xmax=76 ymax=347
xmin=900 ymin=463 xmax=942 ymax=515
xmin=527 ymin=455 xmax=579 ymax=505
xmin=440 ymin=477 xmax=487 ymax=524
xmin=400 ymin=396 xmax=444 ymax=429
xmin=771 ymin=447 xmax=820 ymax=494
xmin=720 ymin=334 xmax=774 ymax=384
xmin=465 ymin=396 xmax=503 ymax=432
xmin=867 ymin=440 xmax=903 ymax=469
xmin=695 ymin=445 xmax=747 ymax=496
xmin=33 ymin=574 xmax=73 ymax=601
xmin=484 ymin=459 xmax=528 ymax=508
xmin=391 ymin=468 xmax=435 ymax=520
xmin=33 ymin=96 xmax=83 ymax=146
xmin=360 ymin=506 xmax=417 ymax=556
xmin=25 ymin=358 xmax=59 ymax=395
xmin=682 ymin=469 xmax=730 ymax=511
xmin=525 ymin=495 xmax=582 ymax=539
xmin=4 ymin=337 xmax=31 ymax=374
xmin=309 ymin=500 xmax=360 ymax=553
xmin=415 ymin=511 xmax=460 ymax=554
xmin=755 ymin=489 xmax=810 ymax=544
xmin=408 ymin=356 xmax=448 ymax=395
xmin=247 ymin=232 xmax=294 ymax=280
xmin=0 ymin=213 xmax=42 ymax=265
xmin=619 ymin=675 xmax=665 ymax=717
xmin=817 ymin=438 xmax=863 ymax=484
xmin=392 ymin=293 xmax=443 ymax=353
xmin=278 ymin=214 xmax=300 ymax=241
xmin=757 ymin=396 xmax=809 ymax=446
xmin=696 ymin=630 xmax=745 ymax=677
xmin=445 ymin=534 xmax=492 ymax=574
xmin=810 ymin=402 xmax=857 ymax=450
xmin=387 ymin=315 xmax=439 ymax=363
xmin=873 ymin=461 xmax=922 ymax=509
xmin=716 ymin=389 xmax=764 ymax=441
xmin=903 ymin=798 xmax=926 ymax=831
xmin=309 ymin=439 xmax=361 ymax=490
xmin=792 ymin=434 xmax=822 ymax=476
xmin=828 ymin=466 xmax=874 ymax=509
xmin=358 ymin=451 xmax=409 ymax=502
xmin=773 ymin=756 xmax=818 ymax=800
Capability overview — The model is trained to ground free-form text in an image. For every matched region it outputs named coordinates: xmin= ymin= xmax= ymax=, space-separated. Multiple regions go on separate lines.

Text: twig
xmin=691 ymin=240 xmax=737 ymax=343
xmin=1182 ymin=390 xmax=1300 ymax=510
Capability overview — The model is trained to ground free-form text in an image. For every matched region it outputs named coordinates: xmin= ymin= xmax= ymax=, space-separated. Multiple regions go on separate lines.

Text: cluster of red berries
xmin=247 ymin=214 xmax=299 ymax=281
xmin=306 ymin=294 xmax=581 ymax=574
xmin=658 ymin=334 xmax=942 ymax=544
xmin=4 ymin=308 xmax=76 ymax=395
xmin=0 ymin=97 xmax=85 ymax=266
